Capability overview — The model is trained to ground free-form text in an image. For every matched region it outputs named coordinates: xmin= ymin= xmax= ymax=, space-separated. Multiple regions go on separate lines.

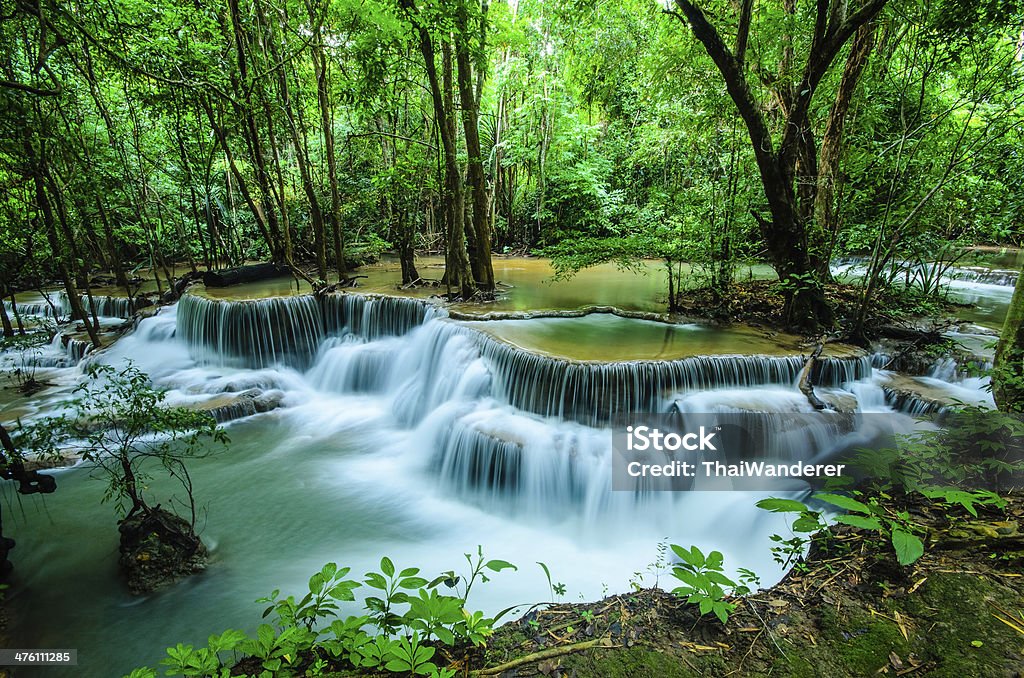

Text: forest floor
xmin=674 ymin=280 xmax=962 ymax=340
xmin=468 ymin=493 xmax=1024 ymax=678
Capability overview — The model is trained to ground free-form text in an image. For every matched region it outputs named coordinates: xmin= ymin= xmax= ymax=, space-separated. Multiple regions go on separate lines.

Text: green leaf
xmin=835 ymin=514 xmax=884 ymax=531
xmin=671 ymin=567 xmax=700 ymax=588
xmin=814 ymin=493 xmax=872 ymax=515
xmin=792 ymin=515 xmax=824 ymax=533
xmin=398 ymin=576 xmax=429 ymax=589
xmin=755 ymin=498 xmax=808 ymax=513
xmin=670 ymin=544 xmax=704 ymax=568
xmin=380 ymin=557 xmax=395 ymax=578
xmin=208 ymin=629 xmax=247 ymax=653
xmin=256 ymin=624 xmax=275 ymax=650
xmin=484 ymin=559 xmax=517 ymax=572
xmin=705 ymin=571 xmax=738 ymax=587
xmin=891 ymin=529 xmax=924 ymax=566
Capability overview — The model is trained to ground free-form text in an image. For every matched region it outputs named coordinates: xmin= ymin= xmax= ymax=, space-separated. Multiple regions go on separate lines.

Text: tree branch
xmin=669 ymin=1 xmax=775 ymax=166
xmin=0 ymin=78 xmax=60 ymax=96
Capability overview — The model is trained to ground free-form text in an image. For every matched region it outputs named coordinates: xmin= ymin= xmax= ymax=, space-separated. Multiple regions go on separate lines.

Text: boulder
xmin=118 ymin=508 xmax=207 ymax=595
xmin=190 ymin=388 xmax=284 ymax=423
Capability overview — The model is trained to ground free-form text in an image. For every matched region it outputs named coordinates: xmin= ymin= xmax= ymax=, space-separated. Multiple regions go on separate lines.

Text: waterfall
xmin=3 ymin=291 xmax=136 ymax=320
xmin=177 ymin=292 xmax=873 ymax=425
xmin=177 ymin=294 xmax=326 ymax=369
xmin=130 ymin=291 xmax=991 ymax=510
xmin=321 ymin=293 xmax=445 ymax=339
xmin=18 ymin=334 xmax=92 ymax=368
xmin=928 ymin=356 xmax=992 ymax=384
xmin=176 ymin=293 xmax=442 ymax=369
xmin=475 ymin=335 xmax=869 ymax=426
xmin=883 ymin=389 xmax=946 ymax=416
xmin=948 ymin=266 xmax=1018 ymax=287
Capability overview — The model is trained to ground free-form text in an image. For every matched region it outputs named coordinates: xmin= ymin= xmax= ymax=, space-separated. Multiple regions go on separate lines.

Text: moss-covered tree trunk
xmin=993 ymin=264 xmax=1024 ymax=412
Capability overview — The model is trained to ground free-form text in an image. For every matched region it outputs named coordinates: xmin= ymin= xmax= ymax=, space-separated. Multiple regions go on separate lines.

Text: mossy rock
xmin=777 ymin=606 xmax=911 ymax=677
xmin=559 ymin=646 xmax=700 ymax=677
xmin=118 ymin=508 xmax=207 ymax=595
xmin=896 ymin=572 xmax=1024 ymax=677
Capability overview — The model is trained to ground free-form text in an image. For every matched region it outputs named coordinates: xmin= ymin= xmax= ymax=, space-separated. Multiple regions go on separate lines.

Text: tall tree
xmin=668 ymin=0 xmax=888 ymax=330
xmin=455 ymin=0 xmax=495 ymax=290
xmin=400 ymin=0 xmax=475 ymax=299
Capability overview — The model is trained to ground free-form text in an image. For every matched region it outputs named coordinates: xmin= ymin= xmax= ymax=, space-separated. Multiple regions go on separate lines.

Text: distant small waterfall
xmin=3 ymin=291 xmax=136 ymax=320
xmin=948 ymin=266 xmax=1018 ymax=287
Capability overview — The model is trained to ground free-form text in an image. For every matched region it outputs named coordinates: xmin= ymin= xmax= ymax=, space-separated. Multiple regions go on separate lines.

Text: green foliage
xmin=25 ymin=362 xmax=227 ymax=525
xmin=757 ymin=492 xmax=927 ymax=567
xmin=127 ymin=547 xmax=516 ymax=677
xmin=667 ymin=545 xmax=751 ymax=624
xmin=258 ymin=563 xmax=361 ymax=631
xmin=363 ymin=556 xmax=430 ymax=634
xmin=536 ymin=560 xmax=566 ymax=601
xmin=852 ymin=408 xmax=1024 ymax=494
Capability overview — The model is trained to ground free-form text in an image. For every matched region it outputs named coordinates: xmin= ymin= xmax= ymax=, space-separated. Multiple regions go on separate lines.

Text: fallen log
xmin=798 ymin=343 xmax=833 ymax=411
xmin=202 ymin=263 xmax=290 ymax=288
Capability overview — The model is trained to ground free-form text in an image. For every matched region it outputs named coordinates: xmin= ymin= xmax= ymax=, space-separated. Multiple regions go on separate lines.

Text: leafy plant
xmin=362 ymin=556 xmax=429 ymax=634
xmin=258 ymin=562 xmax=362 ymax=631
xmin=757 ymin=493 xmax=927 ymax=567
xmin=536 ymin=561 xmax=567 ymax=602
xmin=33 ymin=362 xmax=228 ymax=527
xmin=124 ymin=546 xmax=518 ymax=678
xmin=668 ymin=545 xmax=749 ymax=624
xmin=756 ymin=497 xmax=828 ymax=570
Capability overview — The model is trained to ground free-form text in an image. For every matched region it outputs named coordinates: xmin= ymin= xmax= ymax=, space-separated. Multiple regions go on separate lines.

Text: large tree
xmin=668 ymin=0 xmax=888 ymax=330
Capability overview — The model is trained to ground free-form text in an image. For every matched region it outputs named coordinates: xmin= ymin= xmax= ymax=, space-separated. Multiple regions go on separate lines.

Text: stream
xmin=0 ymin=253 xmax=1016 ymax=676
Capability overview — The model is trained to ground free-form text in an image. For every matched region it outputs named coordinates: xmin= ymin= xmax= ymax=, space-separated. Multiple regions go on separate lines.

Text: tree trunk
xmin=440 ymin=41 xmax=475 ymax=298
xmin=96 ymin=197 xmax=129 ymax=288
xmin=0 ymin=287 xmax=13 ymax=338
xmin=304 ymin=0 xmax=346 ymax=279
xmin=274 ymin=34 xmax=328 ymax=280
xmin=813 ymin=21 xmax=877 ymax=279
xmin=398 ymin=209 xmax=420 ymax=285
xmin=225 ymin=0 xmax=284 ymax=262
xmin=22 ymin=137 xmax=102 ymax=348
xmin=7 ymin=292 xmax=25 ymax=335
xmin=201 ymin=97 xmax=274 ymax=254
xmin=993 ymin=263 xmax=1024 ymax=412
xmin=401 ymin=0 xmax=475 ymax=298
xmin=455 ymin=0 xmax=495 ymax=291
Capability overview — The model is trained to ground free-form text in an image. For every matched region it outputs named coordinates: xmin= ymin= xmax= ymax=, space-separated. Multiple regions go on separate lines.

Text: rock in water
xmin=202 ymin=263 xmax=290 ymax=288
xmin=118 ymin=508 xmax=207 ymax=594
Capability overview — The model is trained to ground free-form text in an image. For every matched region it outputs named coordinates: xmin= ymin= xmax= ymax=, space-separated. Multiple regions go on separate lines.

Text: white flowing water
xmin=1 ymin=289 xmax=998 ymax=676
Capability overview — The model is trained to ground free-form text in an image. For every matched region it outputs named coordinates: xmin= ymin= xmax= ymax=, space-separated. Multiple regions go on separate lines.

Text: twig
xmin=470 ymin=638 xmax=611 ymax=676
xmin=744 ymin=600 xmax=788 ymax=661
